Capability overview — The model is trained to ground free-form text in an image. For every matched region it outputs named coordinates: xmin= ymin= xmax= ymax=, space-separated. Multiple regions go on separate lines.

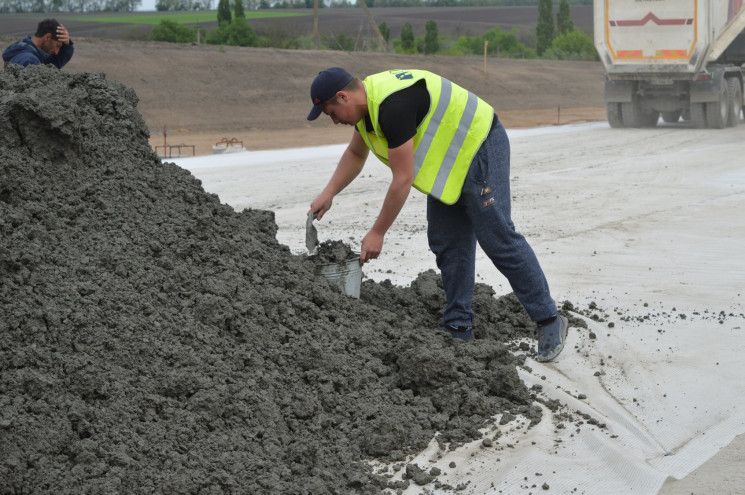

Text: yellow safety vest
xmin=357 ymin=69 xmax=494 ymax=204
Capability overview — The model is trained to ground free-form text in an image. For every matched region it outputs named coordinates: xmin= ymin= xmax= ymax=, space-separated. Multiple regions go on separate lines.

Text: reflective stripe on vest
xmin=357 ymin=69 xmax=494 ymax=204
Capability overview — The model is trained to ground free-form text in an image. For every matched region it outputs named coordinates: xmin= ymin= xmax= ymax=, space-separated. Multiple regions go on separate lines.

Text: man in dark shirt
xmin=371 ymin=79 xmax=430 ymax=148
xmin=3 ymin=19 xmax=74 ymax=69
xmin=307 ymin=67 xmax=568 ymax=362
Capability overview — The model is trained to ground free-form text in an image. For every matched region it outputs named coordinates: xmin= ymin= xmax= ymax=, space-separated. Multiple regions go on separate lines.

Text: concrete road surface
xmin=175 ymin=119 xmax=745 ymax=494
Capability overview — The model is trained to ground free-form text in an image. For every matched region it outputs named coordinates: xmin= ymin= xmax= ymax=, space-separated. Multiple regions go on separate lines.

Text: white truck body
xmin=594 ymin=0 xmax=745 ymax=128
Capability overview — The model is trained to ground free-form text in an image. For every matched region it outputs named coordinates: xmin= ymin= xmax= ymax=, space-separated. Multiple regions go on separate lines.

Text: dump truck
xmin=594 ymin=0 xmax=745 ymax=128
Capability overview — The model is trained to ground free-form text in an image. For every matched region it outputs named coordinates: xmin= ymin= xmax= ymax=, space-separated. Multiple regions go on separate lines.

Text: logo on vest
xmin=390 ymin=70 xmax=413 ymax=80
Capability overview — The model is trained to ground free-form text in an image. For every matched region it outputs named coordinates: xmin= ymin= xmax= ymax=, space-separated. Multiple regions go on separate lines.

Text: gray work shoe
xmin=437 ymin=324 xmax=474 ymax=342
xmin=535 ymin=315 xmax=568 ymax=362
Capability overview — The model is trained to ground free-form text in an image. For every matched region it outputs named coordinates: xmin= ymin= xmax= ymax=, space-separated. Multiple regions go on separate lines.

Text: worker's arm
xmin=309 ymin=131 xmax=369 ymax=219
xmin=360 ymin=138 xmax=414 ymax=265
xmin=56 ymin=24 xmax=71 ymax=45
xmin=52 ymin=24 xmax=74 ymax=69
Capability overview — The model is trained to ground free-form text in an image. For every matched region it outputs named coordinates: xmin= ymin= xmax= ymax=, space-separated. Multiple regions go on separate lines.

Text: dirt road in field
xmin=37 ymin=38 xmax=605 ymax=155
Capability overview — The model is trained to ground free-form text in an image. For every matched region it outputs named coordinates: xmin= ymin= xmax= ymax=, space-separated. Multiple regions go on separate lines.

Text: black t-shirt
xmin=360 ymin=80 xmax=430 ymax=149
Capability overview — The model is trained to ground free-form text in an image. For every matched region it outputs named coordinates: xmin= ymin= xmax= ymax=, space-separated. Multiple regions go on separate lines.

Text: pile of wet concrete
xmin=0 ymin=65 xmax=541 ymax=494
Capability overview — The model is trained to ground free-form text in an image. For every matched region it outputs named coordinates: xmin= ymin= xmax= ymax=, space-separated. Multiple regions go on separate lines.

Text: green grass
xmin=69 ymin=11 xmax=307 ymax=25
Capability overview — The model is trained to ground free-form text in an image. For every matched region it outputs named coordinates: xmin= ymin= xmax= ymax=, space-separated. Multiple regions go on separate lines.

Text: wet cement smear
xmin=308 ymin=239 xmax=358 ymax=263
xmin=1 ymin=65 xmax=540 ymax=493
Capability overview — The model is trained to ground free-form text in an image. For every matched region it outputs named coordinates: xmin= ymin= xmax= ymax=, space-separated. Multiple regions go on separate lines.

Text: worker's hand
xmin=360 ymin=230 xmax=383 ymax=265
xmin=308 ymin=193 xmax=333 ymax=220
xmin=56 ymin=25 xmax=70 ymax=45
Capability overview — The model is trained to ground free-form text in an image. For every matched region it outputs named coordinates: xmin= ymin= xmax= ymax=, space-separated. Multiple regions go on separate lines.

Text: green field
xmin=70 ymin=11 xmax=307 ymax=25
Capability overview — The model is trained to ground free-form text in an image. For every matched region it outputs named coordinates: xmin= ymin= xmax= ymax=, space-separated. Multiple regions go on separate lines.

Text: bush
xmin=322 ymin=33 xmax=356 ymax=51
xmin=217 ymin=0 xmax=232 ymax=25
xmin=536 ymin=0 xmax=554 ymax=55
xmin=424 ymin=19 xmax=439 ymax=54
xmin=149 ymin=20 xmax=196 ymax=44
xmin=378 ymin=21 xmax=390 ymax=42
xmin=398 ymin=22 xmax=415 ymax=53
xmin=556 ymin=0 xmax=574 ymax=35
xmin=255 ymin=27 xmax=304 ymax=49
xmin=544 ymin=28 xmax=597 ymax=60
xmin=453 ymin=27 xmax=534 ymax=59
xmin=206 ymin=18 xmax=258 ymax=47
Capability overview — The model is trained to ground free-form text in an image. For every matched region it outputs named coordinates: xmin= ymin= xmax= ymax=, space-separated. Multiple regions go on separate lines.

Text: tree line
xmin=148 ymin=0 xmax=595 ymax=61
xmin=0 ymin=0 xmax=590 ymax=14
xmin=265 ymin=0 xmax=590 ymax=7
xmin=1 ymin=0 xmax=140 ymax=13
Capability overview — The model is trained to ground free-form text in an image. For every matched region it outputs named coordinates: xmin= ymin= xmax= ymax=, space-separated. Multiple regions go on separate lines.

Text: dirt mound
xmin=0 ymin=65 xmax=541 ymax=493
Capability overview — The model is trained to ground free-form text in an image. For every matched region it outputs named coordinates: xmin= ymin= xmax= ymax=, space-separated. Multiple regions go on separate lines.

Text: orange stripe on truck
xmin=617 ymin=50 xmax=643 ymax=59
xmin=656 ymin=49 xmax=689 ymax=58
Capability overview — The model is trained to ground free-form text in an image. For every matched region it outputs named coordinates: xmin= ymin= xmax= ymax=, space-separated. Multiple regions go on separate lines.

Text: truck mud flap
xmin=690 ymin=69 xmax=727 ymax=103
xmin=604 ymin=79 xmax=634 ymax=103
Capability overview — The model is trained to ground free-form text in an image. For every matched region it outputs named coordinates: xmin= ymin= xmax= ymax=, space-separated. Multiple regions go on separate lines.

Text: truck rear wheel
xmin=690 ymin=103 xmax=707 ymax=128
xmin=726 ymin=78 xmax=742 ymax=127
xmin=606 ymin=103 xmax=624 ymax=128
xmin=621 ymin=97 xmax=658 ymax=128
xmin=706 ymin=81 xmax=730 ymax=129
xmin=620 ymin=102 xmax=640 ymax=127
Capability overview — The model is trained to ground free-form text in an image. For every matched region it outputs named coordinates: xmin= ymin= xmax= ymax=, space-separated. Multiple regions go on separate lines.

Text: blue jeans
xmin=426 ymin=119 xmax=556 ymax=326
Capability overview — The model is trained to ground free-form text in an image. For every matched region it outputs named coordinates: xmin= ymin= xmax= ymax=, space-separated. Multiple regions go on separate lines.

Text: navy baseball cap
xmin=307 ymin=67 xmax=354 ymax=121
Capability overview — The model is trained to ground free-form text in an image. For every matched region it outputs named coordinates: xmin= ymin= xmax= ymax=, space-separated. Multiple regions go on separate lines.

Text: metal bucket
xmin=317 ymin=256 xmax=362 ymax=298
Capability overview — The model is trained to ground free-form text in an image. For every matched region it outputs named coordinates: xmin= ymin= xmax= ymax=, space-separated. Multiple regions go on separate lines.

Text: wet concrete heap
xmin=0 ymin=65 xmax=541 ymax=494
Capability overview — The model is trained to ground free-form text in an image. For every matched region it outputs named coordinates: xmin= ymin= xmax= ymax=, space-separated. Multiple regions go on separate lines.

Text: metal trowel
xmin=305 ymin=212 xmax=319 ymax=253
